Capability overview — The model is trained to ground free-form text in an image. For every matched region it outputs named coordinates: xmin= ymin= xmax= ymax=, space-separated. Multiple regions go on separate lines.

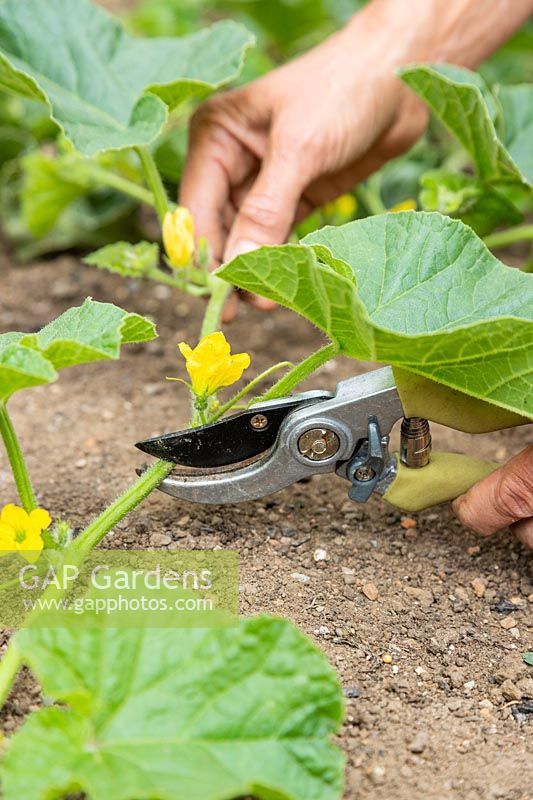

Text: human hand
xmin=180 ymin=2 xmax=429 ymax=318
xmin=180 ymin=0 xmax=533 ymax=320
xmin=453 ymin=445 xmax=533 ymax=549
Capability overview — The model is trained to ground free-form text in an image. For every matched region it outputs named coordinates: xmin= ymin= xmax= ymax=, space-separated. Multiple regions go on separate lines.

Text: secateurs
xmin=135 ymin=366 xmax=503 ymax=511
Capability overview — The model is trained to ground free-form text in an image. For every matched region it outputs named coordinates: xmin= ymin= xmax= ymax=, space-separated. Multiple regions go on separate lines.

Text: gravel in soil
xmin=1 ymin=242 xmax=532 ymax=800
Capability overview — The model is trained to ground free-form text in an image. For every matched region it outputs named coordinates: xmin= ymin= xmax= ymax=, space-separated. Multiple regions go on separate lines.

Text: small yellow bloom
xmin=0 ymin=504 xmax=51 ymax=563
xmin=178 ymin=332 xmax=250 ymax=397
xmin=334 ymin=194 xmax=357 ymax=217
xmin=389 ymin=199 xmax=417 ymax=213
xmin=162 ymin=206 xmax=195 ymax=269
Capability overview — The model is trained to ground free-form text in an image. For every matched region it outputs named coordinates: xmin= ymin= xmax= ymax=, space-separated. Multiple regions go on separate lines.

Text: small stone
xmin=367 ymin=765 xmax=386 ymax=785
xmin=401 ymin=517 xmax=417 ymax=529
xmin=479 ymin=707 xmax=492 ymax=719
xmin=149 ymin=532 xmax=171 ymax=546
xmin=313 ymin=548 xmax=327 ymax=562
xmin=382 ymin=653 xmax=393 ymax=664
xmin=471 ymin=578 xmax=486 ymax=598
xmin=509 ymin=627 xmax=520 ymax=640
xmin=75 ymin=458 xmax=87 ymax=469
xmin=463 ymin=680 xmax=476 ymax=692
xmin=500 ymin=679 xmax=521 ymax=701
xmin=317 ymin=625 xmax=329 ymax=636
xmin=467 ymin=545 xmax=481 ymax=556
xmin=448 ymin=698 xmax=462 ymax=712
xmin=501 ymin=616 xmax=518 ymax=630
xmin=362 ymin=582 xmax=379 ymax=601
xmin=101 ymin=409 xmax=114 ymax=421
xmin=479 ymin=699 xmax=494 ymax=710
xmin=291 ymin=572 xmax=310 ymax=584
xmin=408 ymin=730 xmax=428 ymax=753
xmin=343 ymin=573 xmax=356 ymax=586
xmin=405 ymin=586 xmax=433 ymax=609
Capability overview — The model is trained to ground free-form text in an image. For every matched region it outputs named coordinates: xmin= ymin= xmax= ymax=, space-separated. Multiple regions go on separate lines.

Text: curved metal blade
xmin=135 ymin=392 xmax=330 ymax=468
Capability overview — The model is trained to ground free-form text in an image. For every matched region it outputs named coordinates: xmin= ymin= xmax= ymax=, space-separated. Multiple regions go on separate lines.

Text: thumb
xmin=223 ymin=147 xmax=306 ymax=264
xmin=452 ymin=444 xmax=533 ymax=537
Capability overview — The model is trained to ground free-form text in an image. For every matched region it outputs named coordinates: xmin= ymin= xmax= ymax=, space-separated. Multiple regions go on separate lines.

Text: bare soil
xmin=1 ymin=239 xmax=532 ymax=800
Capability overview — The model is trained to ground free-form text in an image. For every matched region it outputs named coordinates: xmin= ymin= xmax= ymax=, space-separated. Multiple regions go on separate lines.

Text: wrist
xmin=343 ymin=0 xmax=533 ymax=71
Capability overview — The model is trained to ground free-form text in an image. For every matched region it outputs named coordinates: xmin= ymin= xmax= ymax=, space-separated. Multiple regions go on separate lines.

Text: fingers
xmin=180 ymin=104 xmax=256 ymax=263
xmin=223 ymin=143 xmax=308 ymax=263
xmin=512 ymin=517 xmax=533 ymax=549
xmin=452 ymin=445 xmax=533 ymax=539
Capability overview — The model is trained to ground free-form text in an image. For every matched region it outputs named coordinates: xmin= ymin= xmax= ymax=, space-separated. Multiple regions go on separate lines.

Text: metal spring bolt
xmin=400 ymin=417 xmax=432 ymax=468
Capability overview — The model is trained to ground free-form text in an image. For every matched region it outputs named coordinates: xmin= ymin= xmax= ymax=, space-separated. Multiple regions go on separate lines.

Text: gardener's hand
xmin=181 ymin=0 xmax=532 ymax=319
xmin=453 ymin=445 xmax=533 ymax=549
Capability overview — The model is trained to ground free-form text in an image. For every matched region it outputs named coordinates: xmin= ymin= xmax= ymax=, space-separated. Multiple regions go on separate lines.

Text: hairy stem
xmin=71 ymin=459 xmax=174 ymax=558
xmin=208 ymin=362 xmax=294 ymax=423
xmin=135 ymin=146 xmax=170 ymax=222
xmin=200 ymin=277 xmax=232 ymax=338
xmin=483 ymin=224 xmax=533 ymax=250
xmin=0 ymin=402 xmax=37 ymax=513
xmin=254 ymin=343 xmax=339 ymax=403
xmin=87 ymin=164 xmax=156 ymax=207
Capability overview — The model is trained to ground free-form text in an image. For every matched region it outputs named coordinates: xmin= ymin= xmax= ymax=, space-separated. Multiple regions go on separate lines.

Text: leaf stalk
xmin=0 ymin=402 xmax=37 ymax=513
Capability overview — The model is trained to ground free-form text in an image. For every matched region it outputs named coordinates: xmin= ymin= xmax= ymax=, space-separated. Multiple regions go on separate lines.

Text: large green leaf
xmin=2 ymin=617 xmax=344 ymax=800
xmin=219 ymin=212 xmax=533 ymax=418
xmin=84 ymin=241 xmax=159 ymax=279
xmin=498 ymin=84 xmax=533 ymax=183
xmin=400 ymin=64 xmax=530 ymax=185
xmin=0 ymin=0 xmax=253 ymax=155
xmin=0 ymin=298 xmax=156 ymax=401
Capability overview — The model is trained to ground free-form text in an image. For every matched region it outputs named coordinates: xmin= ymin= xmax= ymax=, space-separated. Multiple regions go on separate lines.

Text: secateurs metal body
xmin=135 ymin=366 xmax=501 ymax=511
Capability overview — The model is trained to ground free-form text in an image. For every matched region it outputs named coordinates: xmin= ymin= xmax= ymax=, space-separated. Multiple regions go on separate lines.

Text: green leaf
xmin=498 ymin=84 xmax=533 ymax=183
xmin=219 ymin=212 xmax=533 ymax=418
xmin=84 ymin=241 xmax=159 ymax=278
xmin=20 ymin=151 xmax=92 ymax=237
xmin=0 ymin=0 xmax=253 ymax=155
xmin=2 ymin=617 xmax=344 ymax=800
xmin=419 ymin=170 xmax=522 ymax=236
xmin=400 ymin=64 xmax=529 ymax=186
xmin=0 ymin=298 xmax=156 ymax=400
xmin=523 ymin=652 xmax=533 ymax=666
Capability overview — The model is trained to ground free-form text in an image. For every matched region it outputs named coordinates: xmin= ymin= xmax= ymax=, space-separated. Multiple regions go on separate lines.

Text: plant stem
xmin=483 ymin=224 xmax=533 ymax=250
xmin=200 ymin=276 xmax=232 ymax=338
xmin=0 ymin=643 xmax=22 ymax=709
xmin=254 ymin=343 xmax=339 ymax=403
xmin=135 ymin=146 xmax=170 ymax=222
xmin=208 ymin=361 xmax=294 ymax=423
xmin=0 ymin=403 xmax=37 ymax=513
xmin=71 ymin=459 xmax=174 ymax=558
xmin=356 ymin=174 xmax=386 ymax=216
xmin=87 ymin=164 xmax=156 ymax=207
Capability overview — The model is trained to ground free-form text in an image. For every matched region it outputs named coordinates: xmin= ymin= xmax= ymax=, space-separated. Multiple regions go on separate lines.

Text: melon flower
xmin=389 ymin=199 xmax=417 ymax=212
xmin=162 ymin=206 xmax=195 ymax=269
xmin=178 ymin=332 xmax=251 ymax=398
xmin=0 ymin=504 xmax=51 ymax=563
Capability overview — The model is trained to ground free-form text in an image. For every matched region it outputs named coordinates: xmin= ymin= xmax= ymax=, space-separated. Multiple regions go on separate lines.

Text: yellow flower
xmin=324 ymin=194 xmax=357 ymax=219
xmin=389 ymin=199 xmax=417 ymax=213
xmin=0 ymin=504 xmax=51 ymax=563
xmin=162 ymin=207 xmax=195 ymax=269
xmin=178 ymin=332 xmax=251 ymax=397
xmin=334 ymin=194 xmax=357 ymax=217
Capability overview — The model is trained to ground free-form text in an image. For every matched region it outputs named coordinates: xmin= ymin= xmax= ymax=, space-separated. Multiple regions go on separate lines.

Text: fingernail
xmin=224 ymin=239 xmax=260 ymax=264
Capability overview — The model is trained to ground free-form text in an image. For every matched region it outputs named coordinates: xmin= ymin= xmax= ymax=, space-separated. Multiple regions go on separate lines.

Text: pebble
xmin=467 ymin=545 xmax=481 ymax=556
xmin=362 ymin=582 xmax=379 ymax=601
xmin=149 ymin=532 xmax=171 ymax=547
xmin=367 ymin=765 xmax=386 ymax=785
xmin=408 ymin=730 xmax=428 ymax=753
xmin=405 ymin=586 xmax=433 ymax=609
xmin=500 ymin=679 xmax=521 ymax=701
xmin=501 ymin=616 xmax=518 ymax=629
xmin=313 ymin=548 xmax=327 ymax=562
xmin=291 ymin=572 xmax=310 ymax=584
xmin=471 ymin=577 xmax=486 ymax=598
xmin=382 ymin=653 xmax=393 ymax=664
xmin=401 ymin=517 xmax=417 ymax=529
xmin=448 ymin=698 xmax=462 ymax=712
xmin=463 ymin=680 xmax=476 ymax=692
xmin=75 ymin=458 xmax=87 ymax=469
